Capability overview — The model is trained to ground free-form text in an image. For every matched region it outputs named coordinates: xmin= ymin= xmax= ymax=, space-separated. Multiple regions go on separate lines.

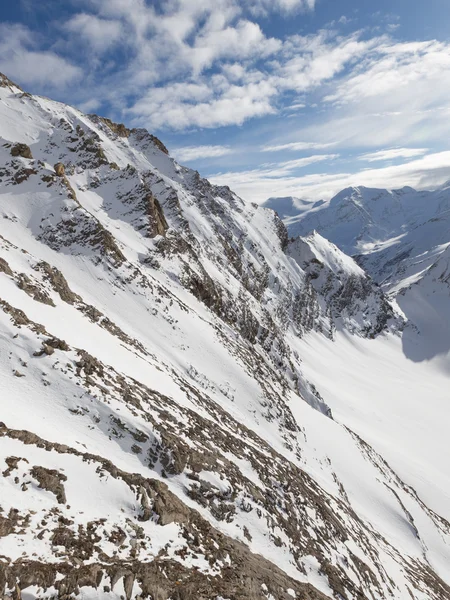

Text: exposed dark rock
xmin=0 ymin=558 xmax=328 ymax=600
xmin=36 ymin=262 xmax=81 ymax=304
xmin=2 ymin=456 xmax=26 ymax=477
xmin=90 ymin=223 xmax=126 ymax=265
xmin=0 ymin=298 xmax=47 ymax=334
xmin=17 ymin=274 xmax=55 ymax=306
xmin=12 ymin=166 xmax=37 ymax=184
xmin=91 ymin=115 xmax=130 ymax=138
xmin=0 ymin=258 xmax=13 ymax=276
xmin=30 ymin=466 xmax=67 ymax=504
xmin=147 ymin=193 xmax=168 ymax=238
xmin=10 ymin=144 xmax=32 ymax=160
xmin=33 ymin=337 xmax=69 ymax=357
xmin=274 ymin=212 xmax=289 ymax=251
xmin=131 ymin=128 xmax=169 ymax=155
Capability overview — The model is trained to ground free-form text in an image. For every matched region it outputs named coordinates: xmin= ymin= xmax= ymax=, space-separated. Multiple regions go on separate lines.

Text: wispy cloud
xmin=359 ymin=148 xmax=428 ymax=162
xmin=262 ymin=141 xmax=336 ymax=152
xmin=212 ymin=153 xmax=338 ymax=185
xmin=173 ymin=145 xmax=233 ymax=161
xmin=239 ymin=36 xmax=450 ymax=156
xmin=210 ymin=152 xmax=450 ymax=203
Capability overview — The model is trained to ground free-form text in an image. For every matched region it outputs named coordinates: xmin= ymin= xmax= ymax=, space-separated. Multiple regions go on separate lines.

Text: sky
xmin=2 ymin=0 xmax=450 ymax=203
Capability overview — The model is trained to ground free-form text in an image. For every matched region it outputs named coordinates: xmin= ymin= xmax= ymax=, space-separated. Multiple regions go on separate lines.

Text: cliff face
xmin=0 ymin=74 xmax=449 ymax=600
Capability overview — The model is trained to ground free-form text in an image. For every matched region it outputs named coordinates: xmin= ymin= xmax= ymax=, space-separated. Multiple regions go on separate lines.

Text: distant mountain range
xmin=264 ymin=185 xmax=450 ymax=361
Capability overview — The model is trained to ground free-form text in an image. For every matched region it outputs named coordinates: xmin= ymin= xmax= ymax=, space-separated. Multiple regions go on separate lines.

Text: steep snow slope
xmin=0 ymin=72 xmax=450 ymax=600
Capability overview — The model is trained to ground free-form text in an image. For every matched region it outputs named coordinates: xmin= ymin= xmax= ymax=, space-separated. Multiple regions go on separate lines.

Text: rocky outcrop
xmin=0 ymin=257 xmax=12 ymax=276
xmin=90 ymin=115 xmax=131 ymax=138
xmin=0 ymin=557 xmax=329 ymax=600
xmin=30 ymin=466 xmax=67 ymax=504
xmin=17 ymin=273 xmax=55 ymax=306
xmin=147 ymin=193 xmax=168 ymax=237
xmin=54 ymin=162 xmax=65 ymax=177
xmin=131 ymin=128 xmax=169 ymax=155
xmin=0 ymin=72 xmax=22 ymax=89
xmin=10 ymin=143 xmax=32 ymax=159
xmin=0 ymin=422 xmax=328 ymax=600
xmin=288 ymin=233 xmax=402 ymax=337
xmin=36 ymin=262 xmax=81 ymax=304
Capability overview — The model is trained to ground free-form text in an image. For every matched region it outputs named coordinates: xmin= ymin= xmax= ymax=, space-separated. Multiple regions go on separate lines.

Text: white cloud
xmin=286 ymin=102 xmax=306 ymax=110
xmin=248 ymin=0 xmax=316 ymax=15
xmin=210 ymin=152 xmax=450 ymax=203
xmin=212 ymin=153 xmax=337 ymax=185
xmin=0 ymin=24 xmax=82 ymax=90
xmin=325 ymin=40 xmax=450 ymax=106
xmin=64 ymin=14 xmax=123 ymax=52
xmin=359 ymin=148 xmax=429 ymax=162
xmin=77 ymin=98 xmax=102 ymax=113
xmin=127 ymin=79 xmax=278 ymax=129
xmin=173 ymin=145 xmax=233 ymax=161
xmin=275 ymin=154 xmax=339 ymax=172
xmin=296 ymin=39 xmax=450 ymax=149
xmin=190 ymin=20 xmax=281 ymax=74
xmin=4 ymin=0 xmax=450 ymax=190
xmin=262 ymin=141 xmax=336 ymax=152
xmin=29 ymin=0 xmax=371 ymax=131
xmin=265 ymin=39 xmax=450 ymax=152
xmin=123 ymin=28 xmax=382 ymax=130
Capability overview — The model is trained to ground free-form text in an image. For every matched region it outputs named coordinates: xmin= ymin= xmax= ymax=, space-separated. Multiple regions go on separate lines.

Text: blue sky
xmin=2 ymin=0 xmax=450 ymax=202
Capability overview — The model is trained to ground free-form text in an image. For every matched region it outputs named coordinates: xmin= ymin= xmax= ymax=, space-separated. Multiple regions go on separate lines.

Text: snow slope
xmin=0 ymin=72 xmax=450 ymax=600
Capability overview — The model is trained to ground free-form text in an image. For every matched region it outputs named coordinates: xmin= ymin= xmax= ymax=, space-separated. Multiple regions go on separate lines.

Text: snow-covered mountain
xmin=1 ymin=72 xmax=450 ymax=600
xmin=266 ymin=185 xmax=450 ymax=362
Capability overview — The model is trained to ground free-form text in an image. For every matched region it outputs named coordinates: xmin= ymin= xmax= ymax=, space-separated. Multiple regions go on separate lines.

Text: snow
xmin=293 ymin=329 xmax=450 ymax=579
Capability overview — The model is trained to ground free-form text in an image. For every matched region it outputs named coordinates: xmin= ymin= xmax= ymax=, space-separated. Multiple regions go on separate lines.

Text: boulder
xmin=10 ymin=144 xmax=32 ymax=159
xmin=54 ymin=163 xmax=65 ymax=177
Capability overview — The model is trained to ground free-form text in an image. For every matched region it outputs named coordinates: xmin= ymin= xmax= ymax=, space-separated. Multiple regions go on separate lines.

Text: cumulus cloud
xmin=121 ymin=26 xmax=382 ymax=130
xmin=6 ymin=0 xmax=366 ymax=131
xmin=173 ymin=145 xmax=233 ymax=161
xmin=127 ymin=79 xmax=278 ymax=129
xmin=248 ymin=0 xmax=316 ymax=16
xmin=0 ymin=24 xmax=82 ymax=90
xmin=64 ymin=14 xmax=123 ymax=52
